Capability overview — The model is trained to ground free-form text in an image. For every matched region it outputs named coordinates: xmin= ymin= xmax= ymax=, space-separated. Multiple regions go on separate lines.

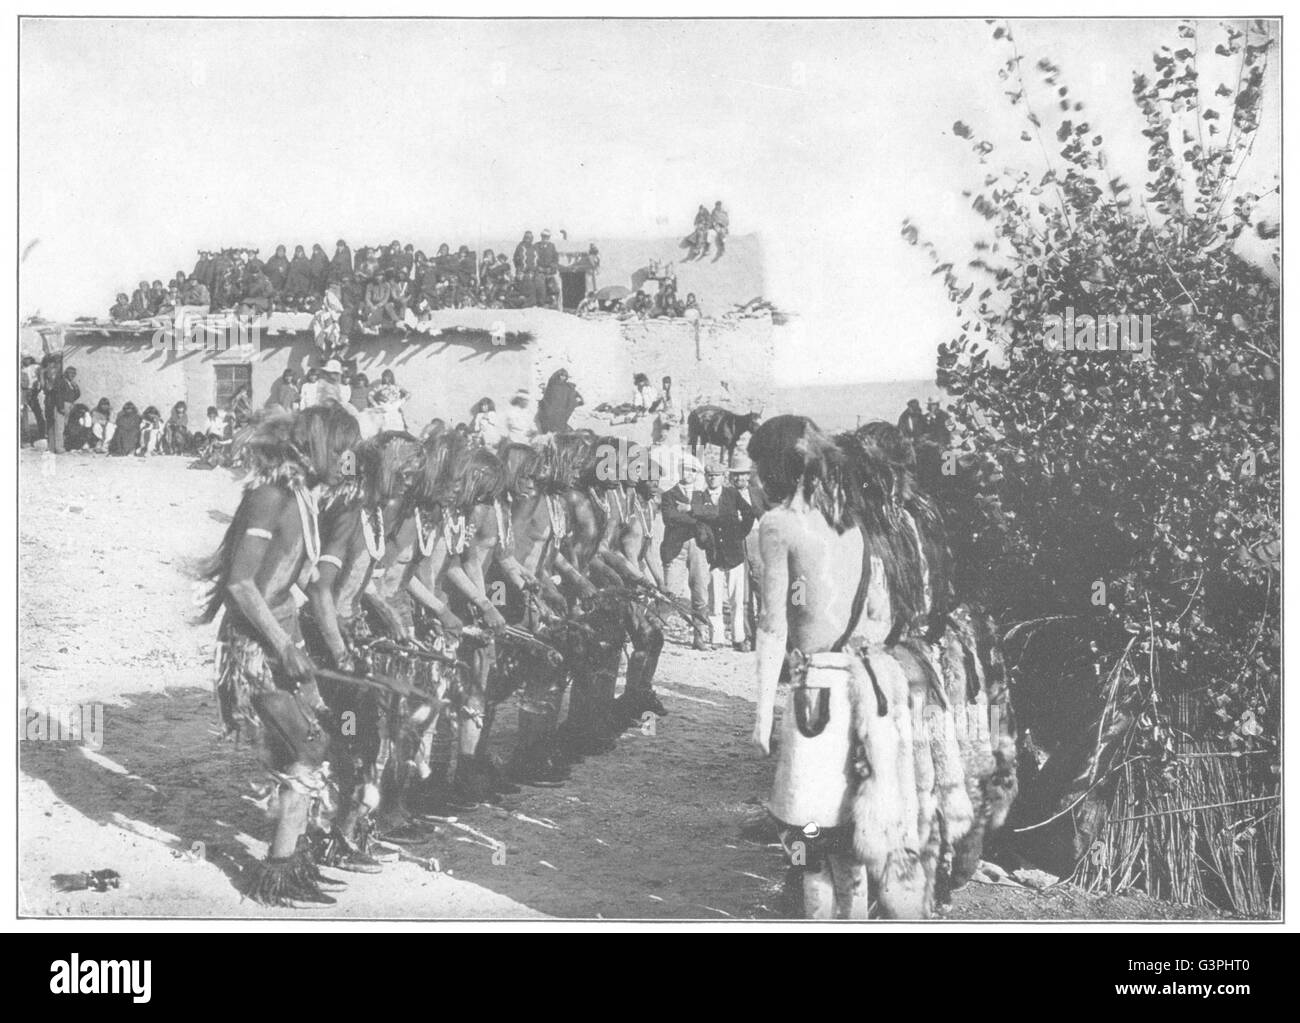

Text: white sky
xmin=18 ymin=17 xmax=1279 ymax=384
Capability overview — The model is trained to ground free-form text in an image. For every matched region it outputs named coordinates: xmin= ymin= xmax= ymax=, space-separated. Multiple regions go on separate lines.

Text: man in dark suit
xmin=897 ymin=398 xmax=926 ymax=441
xmin=660 ymin=458 xmax=711 ymax=650
xmin=692 ymin=460 xmax=756 ymax=651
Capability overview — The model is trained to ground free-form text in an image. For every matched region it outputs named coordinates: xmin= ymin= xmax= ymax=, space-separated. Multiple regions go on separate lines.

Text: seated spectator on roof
xmin=413 ymin=253 xmax=437 ymax=305
xmin=193 ymin=251 xmax=212 ymax=287
xmin=211 ymin=261 xmax=238 ymax=309
xmin=502 ymin=278 xmax=531 ymax=310
xmin=513 ymin=231 xmax=536 ymax=274
xmin=157 ymin=284 xmax=180 ymax=317
xmin=284 ymin=245 xmax=312 ymax=306
xmin=682 ymin=293 xmax=701 ymax=320
xmin=395 ymin=244 xmax=415 ymax=280
xmin=363 ymin=273 xmax=395 ymax=329
xmin=456 ymin=246 xmax=476 ymax=286
xmin=337 ymin=274 xmax=363 ymax=334
xmin=389 ymin=271 xmax=412 ymax=322
xmin=433 ymin=243 xmax=456 ymax=283
xmin=108 ymin=400 xmax=142 ymax=456
xmin=128 ymin=281 xmax=152 ymax=320
xmin=110 ymin=292 xmax=133 ymax=321
xmin=485 ymin=253 xmax=512 ymax=303
xmin=710 ymin=201 xmax=729 ymax=254
xmin=235 ymin=267 xmax=274 ymax=317
xmin=305 ymin=243 xmax=327 ymax=294
xmin=329 ymin=239 xmax=352 ymax=284
xmin=622 ymin=290 xmax=651 ymax=319
xmin=182 ymin=276 xmax=211 ymax=308
xmin=357 ymin=247 xmax=381 ymax=281
xmin=652 ymin=286 xmax=679 ymax=318
xmin=433 ymin=277 xmax=457 ymax=309
xmin=402 ymin=294 xmax=434 ymax=333
xmin=265 ymin=245 xmax=290 ymax=296
xmin=149 ymin=280 xmax=168 ymax=315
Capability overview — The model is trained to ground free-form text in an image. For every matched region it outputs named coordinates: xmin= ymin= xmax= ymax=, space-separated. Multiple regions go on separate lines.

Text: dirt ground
xmin=17 ymin=449 xmax=1217 ymax=921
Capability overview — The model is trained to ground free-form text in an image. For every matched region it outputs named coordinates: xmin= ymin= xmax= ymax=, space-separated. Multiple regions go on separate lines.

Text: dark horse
xmin=688 ymin=405 xmax=762 ymax=466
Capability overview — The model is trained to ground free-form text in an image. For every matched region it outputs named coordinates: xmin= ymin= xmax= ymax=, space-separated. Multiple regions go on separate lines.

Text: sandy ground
xmin=17 ymin=449 xmax=1215 ymax=921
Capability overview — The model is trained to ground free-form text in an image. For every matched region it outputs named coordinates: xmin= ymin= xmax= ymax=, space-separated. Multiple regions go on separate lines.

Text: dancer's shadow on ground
xmin=21 ymin=687 xmax=270 ymax=895
xmin=21 ymin=667 xmax=786 ymax=919
xmin=374 ymin=669 xmax=788 ymax=920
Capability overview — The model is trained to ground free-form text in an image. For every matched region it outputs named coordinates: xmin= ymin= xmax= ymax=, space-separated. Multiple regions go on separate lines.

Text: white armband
xmin=245 ymin=527 xmax=273 ymax=541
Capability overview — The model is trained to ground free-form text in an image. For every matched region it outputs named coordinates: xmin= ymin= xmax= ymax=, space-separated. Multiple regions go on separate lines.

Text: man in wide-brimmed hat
xmin=692 ymin=458 xmax=756 ymax=651
xmin=317 ymin=358 xmax=345 ymax=405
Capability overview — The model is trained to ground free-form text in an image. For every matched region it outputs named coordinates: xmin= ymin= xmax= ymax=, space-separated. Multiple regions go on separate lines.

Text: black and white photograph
xmin=13 ymin=11 xmax=1285 ymax=935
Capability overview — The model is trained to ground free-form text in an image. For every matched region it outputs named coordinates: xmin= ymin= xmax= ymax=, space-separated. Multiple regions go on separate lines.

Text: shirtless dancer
xmin=749 ymin=415 xmax=932 ymax=919
xmin=366 ymin=426 xmax=479 ymax=813
xmin=498 ymin=435 xmax=610 ymax=780
xmin=202 ymin=404 xmax=360 ymax=906
xmin=303 ymin=430 xmax=423 ymax=867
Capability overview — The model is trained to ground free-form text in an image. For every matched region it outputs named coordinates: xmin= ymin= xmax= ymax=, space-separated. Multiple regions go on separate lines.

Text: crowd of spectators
xmin=576 ymin=259 xmax=702 ymax=322
xmin=106 ymin=232 xmax=605 ymax=328
xmin=21 ymin=351 xmax=574 ymax=467
xmin=106 ymin=220 xmax=728 ymax=337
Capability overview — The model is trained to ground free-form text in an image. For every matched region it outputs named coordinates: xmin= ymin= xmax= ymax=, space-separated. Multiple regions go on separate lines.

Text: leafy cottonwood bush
xmin=904 ymin=19 xmax=1278 ymax=878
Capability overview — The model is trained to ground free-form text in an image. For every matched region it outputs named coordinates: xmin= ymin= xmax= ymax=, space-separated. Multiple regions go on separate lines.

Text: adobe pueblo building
xmin=30 ymin=235 xmax=777 ymax=434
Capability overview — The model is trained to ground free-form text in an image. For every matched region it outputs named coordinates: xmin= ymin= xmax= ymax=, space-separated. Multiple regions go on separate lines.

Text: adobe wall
xmin=61 ymin=307 xmax=775 ymax=436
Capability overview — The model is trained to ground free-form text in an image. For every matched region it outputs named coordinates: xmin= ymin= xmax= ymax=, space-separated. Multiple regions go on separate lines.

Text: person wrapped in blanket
xmin=197 ymin=403 xmax=361 ymax=906
xmin=160 ymin=401 xmax=192 ymax=455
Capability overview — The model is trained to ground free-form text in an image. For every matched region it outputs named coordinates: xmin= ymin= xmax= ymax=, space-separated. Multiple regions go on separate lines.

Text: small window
xmin=214 ymin=364 xmax=251 ymax=410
